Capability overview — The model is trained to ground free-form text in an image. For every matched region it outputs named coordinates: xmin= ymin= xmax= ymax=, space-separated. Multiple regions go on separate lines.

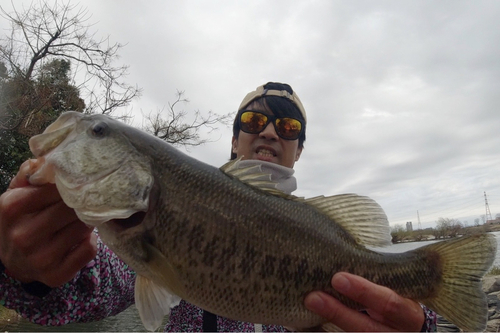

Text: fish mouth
xmin=29 ymin=111 xmax=82 ymax=157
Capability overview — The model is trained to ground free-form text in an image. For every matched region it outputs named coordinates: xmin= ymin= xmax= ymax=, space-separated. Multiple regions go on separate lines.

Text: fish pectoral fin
xmin=302 ymin=194 xmax=392 ymax=247
xmin=134 ymin=275 xmax=181 ymax=332
xmin=142 ymin=242 xmax=186 ymax=297
xmin=135 ymin=242 xmax=184 ymax=331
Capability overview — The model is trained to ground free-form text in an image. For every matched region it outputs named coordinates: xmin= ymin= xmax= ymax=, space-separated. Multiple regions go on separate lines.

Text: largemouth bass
xmin=27 ymin=111 xmax=496 ymax=331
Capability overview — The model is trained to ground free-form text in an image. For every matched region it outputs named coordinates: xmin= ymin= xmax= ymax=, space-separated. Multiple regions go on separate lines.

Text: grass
xmin=0 ymin=304 xmax=20 ymax=325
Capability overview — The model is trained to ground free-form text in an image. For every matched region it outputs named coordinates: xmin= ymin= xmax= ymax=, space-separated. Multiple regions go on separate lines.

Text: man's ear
xmin=231 ymin=136 xmax=238 ymax=154
xmin=295 ymin=147 xmax=303 ymax=161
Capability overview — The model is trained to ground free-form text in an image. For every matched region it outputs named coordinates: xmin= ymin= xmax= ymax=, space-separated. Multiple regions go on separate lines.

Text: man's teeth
xmin=257 ymin=149 xmax=274 ymax=157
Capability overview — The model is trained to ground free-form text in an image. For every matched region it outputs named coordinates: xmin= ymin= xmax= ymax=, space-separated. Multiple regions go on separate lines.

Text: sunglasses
xmin=238 ymin=110 xmax=304 ymax=140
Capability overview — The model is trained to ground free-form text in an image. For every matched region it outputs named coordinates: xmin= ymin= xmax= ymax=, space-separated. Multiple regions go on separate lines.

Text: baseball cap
xmin=238 ymin=83 xmax=307 ymax=123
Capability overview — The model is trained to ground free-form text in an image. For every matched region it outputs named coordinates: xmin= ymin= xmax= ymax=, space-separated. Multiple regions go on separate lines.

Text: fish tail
xmin=419 ymin=233 xmax=496 ymax=332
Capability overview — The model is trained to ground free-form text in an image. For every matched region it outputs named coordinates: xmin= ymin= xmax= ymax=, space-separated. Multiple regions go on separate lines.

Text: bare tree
xmin=390 ymin=224 xmax=409 ymax=243
xmin=0 ymin=0 xmax=140 ymax=131
xmin=143 ymin=90 xmax=233 ymax=147
xmin=436 ymin=217 xmax=463 ymax=238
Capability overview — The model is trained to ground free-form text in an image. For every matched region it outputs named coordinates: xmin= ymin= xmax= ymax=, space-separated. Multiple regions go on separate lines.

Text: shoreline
xmin=392 ymin=227 xmax=500 ymax=245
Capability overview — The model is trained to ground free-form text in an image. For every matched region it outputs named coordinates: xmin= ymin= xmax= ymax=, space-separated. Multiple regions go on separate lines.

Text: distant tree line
xmin=433 ymin=217 xmax=463 ymax=239
xmin=391 ymin=215 xmax=498 ymax=243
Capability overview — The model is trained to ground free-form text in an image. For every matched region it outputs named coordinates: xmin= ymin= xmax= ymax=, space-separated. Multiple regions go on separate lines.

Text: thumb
xmin=9 ymin=159 xmax=36 ymax=189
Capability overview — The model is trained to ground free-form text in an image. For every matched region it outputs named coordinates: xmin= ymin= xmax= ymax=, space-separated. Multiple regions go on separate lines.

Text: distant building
xmin=486 ymin=217 xmax=500 ymax=224
xmin=406 ymin=221 xmax=413 ymax=232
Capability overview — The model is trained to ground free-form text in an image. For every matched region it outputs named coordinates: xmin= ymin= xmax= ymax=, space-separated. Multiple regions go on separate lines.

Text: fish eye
xmin=91 ymin=122 xmax=109 ymax=138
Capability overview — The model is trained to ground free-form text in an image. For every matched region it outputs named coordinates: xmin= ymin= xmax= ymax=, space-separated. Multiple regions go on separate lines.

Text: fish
xmin=26 ymin=111 xmax=496 ymax=332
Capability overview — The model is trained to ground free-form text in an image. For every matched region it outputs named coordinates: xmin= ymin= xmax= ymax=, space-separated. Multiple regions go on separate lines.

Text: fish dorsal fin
xmin=220 ymin=158 xmax=283 ymax=195
xmin=221 ymin=160 xmax=391 ymax=246
xmin=135 ymin=275 xmax=181 ymax=331
xmin=303 ymin=194 xmax=392 ymax=247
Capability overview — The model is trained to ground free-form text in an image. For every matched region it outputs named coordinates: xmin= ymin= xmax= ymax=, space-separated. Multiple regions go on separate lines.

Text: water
xmin=2 ymin=232 xmax=500 ymax=332
xmin=374 ymin=230 xmax=500 ymax=267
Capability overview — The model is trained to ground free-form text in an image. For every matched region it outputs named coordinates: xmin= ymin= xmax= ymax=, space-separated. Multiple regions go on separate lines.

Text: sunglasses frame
xmin=238 ymin=110 xmax=304 ymax=140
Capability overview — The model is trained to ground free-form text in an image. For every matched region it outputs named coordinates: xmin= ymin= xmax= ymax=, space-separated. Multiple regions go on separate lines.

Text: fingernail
xmin=305 ymin=293 xmax=325 ymax=311
xmin=332 ymin=274 xmax=350 ymax=293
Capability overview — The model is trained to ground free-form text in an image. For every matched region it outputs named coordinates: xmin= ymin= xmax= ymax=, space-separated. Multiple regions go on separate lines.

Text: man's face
xmin=231 ymin=101 xmax=302 ymax=168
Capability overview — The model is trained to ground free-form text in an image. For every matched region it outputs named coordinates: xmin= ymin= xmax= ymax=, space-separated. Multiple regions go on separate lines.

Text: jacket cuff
xmin=21 ymin=281 xmax=53 ymax=298
xmin=1 ymin=259 xmax=52 ymax=298
xmin=420 ymin=304 xmax=438 ymax=332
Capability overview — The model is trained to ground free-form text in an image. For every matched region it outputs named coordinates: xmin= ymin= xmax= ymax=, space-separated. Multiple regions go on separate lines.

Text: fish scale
xmin=27 ymin=111 xmax=496 ymax=331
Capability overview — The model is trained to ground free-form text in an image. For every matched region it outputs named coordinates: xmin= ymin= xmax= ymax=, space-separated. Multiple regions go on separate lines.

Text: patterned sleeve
xmin=0 ymin=231 xmax=136 ymax=326
xmin=420 ymin=305 xmax=438 ymax=332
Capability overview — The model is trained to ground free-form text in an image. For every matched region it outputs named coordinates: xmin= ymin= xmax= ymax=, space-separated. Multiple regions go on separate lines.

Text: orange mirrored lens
xmin=239 ymin=111 xmax=302 ymax=140
xmin=240 ymin=112 xmax=268 ymax=133
xmin=275 ymin=118 xmax=302 ymax=139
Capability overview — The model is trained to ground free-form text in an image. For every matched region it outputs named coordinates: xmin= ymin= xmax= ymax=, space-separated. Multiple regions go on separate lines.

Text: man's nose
xmin=259 ymin=123 xmax=279 ymax=141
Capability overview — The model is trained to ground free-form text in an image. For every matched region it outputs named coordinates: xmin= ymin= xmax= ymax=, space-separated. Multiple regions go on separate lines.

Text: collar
xmin=236 ymin=160 xmax=297 ymax=194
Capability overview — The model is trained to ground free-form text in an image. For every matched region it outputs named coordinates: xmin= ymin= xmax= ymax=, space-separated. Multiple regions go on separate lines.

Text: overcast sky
xmin=2 ymin=0 xmax=499 ymax=229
